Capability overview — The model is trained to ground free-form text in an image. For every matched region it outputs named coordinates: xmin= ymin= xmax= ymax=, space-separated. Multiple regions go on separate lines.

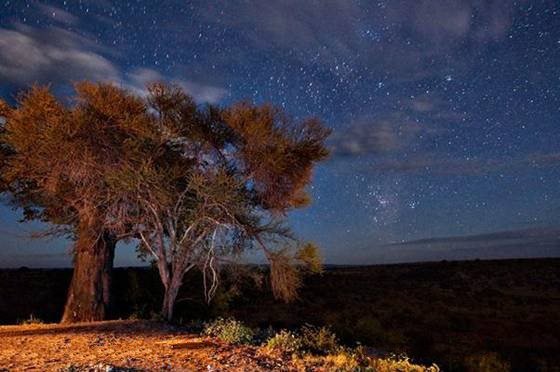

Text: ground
xmin=3 ymin=259 xmax=559 ymax=370
xmin=0 ymin=320 xmax=290 ymax=371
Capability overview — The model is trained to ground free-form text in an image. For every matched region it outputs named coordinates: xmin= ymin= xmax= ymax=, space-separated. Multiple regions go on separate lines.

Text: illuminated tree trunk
xmin=162 ymin=268 xmax=188 ymax=321
xmin=61 ymin=230 xmax=116 ymax=323
xmin=161 ymin=281 xmax=179 ymax=321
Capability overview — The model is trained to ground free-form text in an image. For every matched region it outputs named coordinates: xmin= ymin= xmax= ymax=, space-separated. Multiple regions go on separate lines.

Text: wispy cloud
xmin=203 ymin=0 xmax=518 ymax=80
xmin=409 ymin=95 xmax=438 ymax=113
xmin=329 ymin=113 xmax=426 ymax=157
xmin=367 ymin=225 xmax=560 ymax=264
xmin=405 ymin=0 xmax=514 ymax=45
xmin=36 ymin=4 xmax=79 ymax=25
xmin=125 ymin=68 xmax=228 ymax=104
xmin=407 ymin=94 xmax=468 ymax=125
xmin=0 ymin=24 xmax=228 ymax=104
xmin=0 ymin=24 xmax=118 ymax=86
xmin=328 ymin=95 xmax=458 ymax=158
xmin=387 ymin=226 xmax=560 ymax=247
xmin=354 ymin=152 xmax=560 ymax=176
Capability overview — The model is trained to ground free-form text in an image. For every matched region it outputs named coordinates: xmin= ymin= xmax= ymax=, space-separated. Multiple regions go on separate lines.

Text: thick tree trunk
xmin=61 ymin=231 xmax=116 ymax=323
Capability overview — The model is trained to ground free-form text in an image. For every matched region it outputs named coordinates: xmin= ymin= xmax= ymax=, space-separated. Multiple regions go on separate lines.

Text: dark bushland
xmin=1 ymin=258 xmax=559 ymax=372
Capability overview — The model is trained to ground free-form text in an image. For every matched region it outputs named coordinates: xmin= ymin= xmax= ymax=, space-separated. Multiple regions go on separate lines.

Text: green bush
xmin=371 ymin=355 xmax=440 ymax=372
xmin=300 ymin=325 xmax=340 ymax=355
xmin=265 ymin=325 xmax=340 ymax=356
xmin=203 ymin=317 xmax=254 ymax=345
xmin=292 ymin=349 xmax=440 ymax=372
xmin=266 ymin=330 xmax=304 ymax=355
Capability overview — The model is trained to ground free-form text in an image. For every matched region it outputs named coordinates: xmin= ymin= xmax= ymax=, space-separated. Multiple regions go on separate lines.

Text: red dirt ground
xmin=0 ymin=320 xmax=294 ymax=371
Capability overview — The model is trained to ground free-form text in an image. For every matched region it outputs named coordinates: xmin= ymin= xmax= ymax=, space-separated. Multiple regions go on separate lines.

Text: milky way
xmin=1 ymin=1 xmax=560 ymax=266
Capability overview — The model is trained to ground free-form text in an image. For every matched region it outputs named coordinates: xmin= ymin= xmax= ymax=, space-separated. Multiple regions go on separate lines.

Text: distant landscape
xmin=374 ymin=227 xmax=560 ymax=264
xmin=2 ymin=258 xmax=559 ymax=371
xmin=3 ymin=225 xmax=560 ymax=268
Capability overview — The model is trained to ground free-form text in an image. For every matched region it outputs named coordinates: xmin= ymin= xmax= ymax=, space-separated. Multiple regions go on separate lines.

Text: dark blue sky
xmin=1 ymin=0 xmax=560 ymax=267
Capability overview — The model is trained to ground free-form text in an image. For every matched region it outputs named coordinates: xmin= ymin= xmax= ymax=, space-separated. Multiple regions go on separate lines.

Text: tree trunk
xmin=61 ymin=231 xmax=116 ymax=323
xmin=161 ymin=274 xmax=182 ymax=321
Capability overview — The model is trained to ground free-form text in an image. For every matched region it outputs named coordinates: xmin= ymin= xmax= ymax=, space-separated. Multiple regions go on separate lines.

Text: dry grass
xmin=269 ymin=252 xmax=301 ymax=302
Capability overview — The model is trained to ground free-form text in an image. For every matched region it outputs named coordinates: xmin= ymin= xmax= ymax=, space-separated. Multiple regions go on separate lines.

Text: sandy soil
xmin=0 ymin=320 xmax=292 ymax=371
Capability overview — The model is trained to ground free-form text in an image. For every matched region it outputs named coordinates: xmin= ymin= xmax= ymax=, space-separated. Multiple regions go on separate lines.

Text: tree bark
xmin=61 ymin=231 xmax=116 ymax=323
xmin=161 ymin=274 xmax=181 ymax=321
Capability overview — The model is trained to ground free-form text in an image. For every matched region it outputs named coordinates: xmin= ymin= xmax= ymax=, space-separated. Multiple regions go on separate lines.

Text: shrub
xmin=203 ymin=317 xmax=254 ymax=345
xmin=295 ymin=242 xmax=323 ymax=274
xmin=295 ymin=349 xmax=362 ymax=371
xmin=20 ymin=314 xmax=44 ymax=325
xmin=294 ymin=349 xmax=439 ymax=372
xmin=266 ymin=330 xmax=304 ymax=355
xmin=464 ymin=352 xmax=511 ymax=372
xmin=300 ymin=325 xmax=340 ymax=355
xmin=371 ymin=355 xmax=440 ymax=372
xmin=260 ymin=325 xmax=439 ymax=371
xmin=264 ymin=325 xmax=339 ymax=356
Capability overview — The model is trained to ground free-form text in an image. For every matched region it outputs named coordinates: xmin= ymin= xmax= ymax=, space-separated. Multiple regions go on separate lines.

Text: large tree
xmin=118 ymin=84 xmax=330 ymax=320
xmin=0 ymin=83 xmax=159 ymax=323
xmin=0 ymin=82 xmax=330 ymax=323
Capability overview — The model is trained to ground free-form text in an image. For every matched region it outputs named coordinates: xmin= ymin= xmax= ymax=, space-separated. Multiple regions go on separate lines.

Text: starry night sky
xmin=1 ymin=0 xmax=560 ymax=267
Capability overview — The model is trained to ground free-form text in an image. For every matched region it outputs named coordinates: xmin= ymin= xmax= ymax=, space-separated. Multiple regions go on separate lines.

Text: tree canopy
xmin=0 ymin=82 xmax=331 ymax=322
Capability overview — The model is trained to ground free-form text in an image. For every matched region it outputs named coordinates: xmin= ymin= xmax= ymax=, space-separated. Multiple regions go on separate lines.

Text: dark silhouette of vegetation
xmin=0 ymin=259 xmax=560 ymax=372
xmin=0 ymin=82 xmax=330 ymax=322
xmin=1 ymin=259 xmax=558 ymax=371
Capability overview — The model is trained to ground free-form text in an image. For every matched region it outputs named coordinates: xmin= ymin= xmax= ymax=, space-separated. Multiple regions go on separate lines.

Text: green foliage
xmin=263 ymin=329 xmax=439 ymax=371
xmin=299 ymin=324 xmax=340 ymax=355
xmin=265 ymin=325 xmax=339 ymax=357
xmin=296 ymin=242 xmax=323 ymax=274
xmin=370 ymin=354 xmax=440 ymax=372
xmin=266 ymin=330 xmax=304 ymax=355
xmin=203 ymin=317 xmax=254 ymax=345
xmin=464 ymin=352 xmax=511 ymax=372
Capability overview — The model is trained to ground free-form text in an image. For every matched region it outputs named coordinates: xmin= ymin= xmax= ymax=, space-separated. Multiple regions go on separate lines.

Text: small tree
xmin=129 ymin=84 xmax=330 ymax=320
